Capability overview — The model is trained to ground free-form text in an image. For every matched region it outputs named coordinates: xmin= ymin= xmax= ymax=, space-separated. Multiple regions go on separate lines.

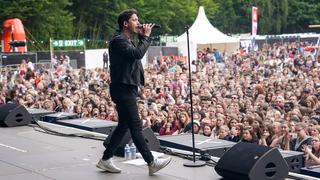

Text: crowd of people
xmin=1 ymin=40 xmax=320 ymax=166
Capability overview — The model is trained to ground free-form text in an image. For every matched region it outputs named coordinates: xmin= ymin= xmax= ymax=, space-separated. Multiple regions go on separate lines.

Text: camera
xmin=290 ymin=133 xmax=297 ymax=139
xmin=64 ymin=76 xmax=71 ymax=82
xmin=156 ymin=87 xmax=161 ymax=94
xmin=284 ymin=102 xmax=294 ymax=112
xmin=88 ymin=84 xmax=96 ymax=91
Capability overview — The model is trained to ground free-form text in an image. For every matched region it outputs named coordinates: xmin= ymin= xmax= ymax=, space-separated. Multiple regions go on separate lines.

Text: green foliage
xmin=0 ymin=0 xmax=74 ymax=50
xmin=255 ymin=0 xmax=273 ymax=34
xmin=286 ymin=0 xmax=320 ymax=33
xmin=0 ymin=0 xmax=319 ymax=50
xmin=213 ymin=0 xmax=244 ymax=34
xmin=270 ymin=0 xmax=288 ymax=34
xmin=166 ymin=0 xmax=198 ymax=35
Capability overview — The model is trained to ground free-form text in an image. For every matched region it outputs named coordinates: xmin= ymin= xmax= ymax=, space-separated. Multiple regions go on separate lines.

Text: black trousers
xmin=102 ymin=83 xmax=154 ymax=164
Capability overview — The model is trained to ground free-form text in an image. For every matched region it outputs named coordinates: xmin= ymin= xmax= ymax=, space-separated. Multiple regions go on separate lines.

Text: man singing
xmin=96 ymin=9 xmax=171 ymax=175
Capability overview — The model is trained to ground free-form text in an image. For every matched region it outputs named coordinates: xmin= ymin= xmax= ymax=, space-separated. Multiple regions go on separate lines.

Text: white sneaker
xmin=148 ymin=157 xmax=171 ymax=175
xmin=96 ymin=158 xmax=121 ymax=173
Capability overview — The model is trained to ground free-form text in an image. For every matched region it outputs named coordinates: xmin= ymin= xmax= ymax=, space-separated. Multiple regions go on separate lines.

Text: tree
xmin=213 ymin=0 xmax=241 ymax=34
xmin=255 ymin=0 xmax=273 ymax=34
xmin=286 ymin=0 xmax=320 ymax=33
xmin=166 ymin=0 xmax=218 ymax=35
xmin=70 ymin=0 xmax=124 ymax=48
xmin=1 ymin=0 xmax=318 ymax=51
xmin=0 ymin=0 xmax=74 ymax=50
xmin=270 ymin=0 xmax=288 ymax=34
xmin=166 ymin=0 xmax=198 ymax=36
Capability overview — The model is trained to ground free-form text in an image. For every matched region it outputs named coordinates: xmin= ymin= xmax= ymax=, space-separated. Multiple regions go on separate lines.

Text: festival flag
xmin=251 ymin=7 xmax=258 ymax=51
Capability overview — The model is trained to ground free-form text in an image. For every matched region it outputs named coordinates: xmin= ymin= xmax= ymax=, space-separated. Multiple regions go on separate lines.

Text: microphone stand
xmin=183 ymin=27 xmax=206 ymax=167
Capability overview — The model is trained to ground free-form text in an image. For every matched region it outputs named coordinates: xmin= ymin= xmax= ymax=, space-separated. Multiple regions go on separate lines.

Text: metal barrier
xmin=0 ymin=62 xmax=52 ymax=72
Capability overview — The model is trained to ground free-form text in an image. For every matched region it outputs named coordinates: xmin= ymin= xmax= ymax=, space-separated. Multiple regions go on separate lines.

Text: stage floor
xmin=0 ymin=122 xmax=221 ymax=180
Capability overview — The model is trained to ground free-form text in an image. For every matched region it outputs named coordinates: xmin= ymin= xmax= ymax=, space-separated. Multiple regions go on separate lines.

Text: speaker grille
xmin=265 ymin=162 xmax=276 ymax=177
xmin=15 ymin=113 xmax=23 ymax=122
xmin=0 ymin=103 xmax=32 ymax=127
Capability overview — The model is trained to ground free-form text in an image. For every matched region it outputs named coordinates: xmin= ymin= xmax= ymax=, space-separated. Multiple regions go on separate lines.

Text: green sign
xmin=53 ymin=39 xmax=85 ymax=47
xmin=160 ymin=36 xmax=177 ymax=43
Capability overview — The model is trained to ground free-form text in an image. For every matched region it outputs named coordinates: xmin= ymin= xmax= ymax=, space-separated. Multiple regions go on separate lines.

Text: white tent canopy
xmin=177 ymin=6 xmax=239 ymax=61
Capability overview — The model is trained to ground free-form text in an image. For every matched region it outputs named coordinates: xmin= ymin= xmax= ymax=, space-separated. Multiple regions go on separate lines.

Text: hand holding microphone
xmin=138 ymin=24 xmax=161 ymax=29
xmin=138 ymin=23 xmax=161 ymax=38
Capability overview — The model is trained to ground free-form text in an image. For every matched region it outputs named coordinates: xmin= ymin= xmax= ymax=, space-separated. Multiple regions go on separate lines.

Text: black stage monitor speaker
xmin=215 ymin=142 xmax=289 ymax=180
xmin=280 ymin=150 xmax=304 ymax=173
xmin=55 ymin=118 xmax=118 ymax=135
xmin=104 ymin=127 xmax=160 ymax=156
xmin=43 ymin=112 xmax=78 ymax=123
xmin=0 ymin=103 xmax=32 ymax=127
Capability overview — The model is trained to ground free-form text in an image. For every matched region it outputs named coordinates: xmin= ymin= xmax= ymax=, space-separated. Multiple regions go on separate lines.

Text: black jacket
xmin=290 ymin=136 xmax=312 ymax=152
xmin=109 ymin=33 xmax=151 ymax=86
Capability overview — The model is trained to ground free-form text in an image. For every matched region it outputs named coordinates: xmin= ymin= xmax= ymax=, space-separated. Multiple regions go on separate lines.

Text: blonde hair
xmin=219 ymin=125 xmax=230 ymax=133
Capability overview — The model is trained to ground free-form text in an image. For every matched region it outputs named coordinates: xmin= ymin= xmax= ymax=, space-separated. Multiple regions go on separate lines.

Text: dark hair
xmin=284 ymin=102 xmax=294 ymax=113
xmin=118 ymin=9 xmax=138 ymax=31
xmin=243 ymin=126 xmax=256 ymax=139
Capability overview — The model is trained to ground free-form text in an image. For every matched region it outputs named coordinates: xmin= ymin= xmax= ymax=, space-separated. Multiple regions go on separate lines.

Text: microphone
xmin=138 ymin=24 xmax=161 ymax=28
xmin=153 ymin=24 xmax=161 ymax=28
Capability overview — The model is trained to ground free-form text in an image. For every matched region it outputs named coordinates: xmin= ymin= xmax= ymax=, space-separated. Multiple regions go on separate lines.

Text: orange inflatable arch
xmin=1 ymin=18 xmax=26 ymax=52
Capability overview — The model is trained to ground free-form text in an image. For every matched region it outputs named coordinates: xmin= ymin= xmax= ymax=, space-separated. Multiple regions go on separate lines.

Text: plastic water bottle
xmin=130 ymin=143 xmax=136 ymax=160
xmin=124 ymin=144 xmax=131 ymax=160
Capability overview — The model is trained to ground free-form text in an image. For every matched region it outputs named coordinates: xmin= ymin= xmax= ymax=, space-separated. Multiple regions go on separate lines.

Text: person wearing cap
xmin=183 ymin=120 xmax=201 ymax=134
xmin=192 ymin=120 xmax=201 ymax=134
